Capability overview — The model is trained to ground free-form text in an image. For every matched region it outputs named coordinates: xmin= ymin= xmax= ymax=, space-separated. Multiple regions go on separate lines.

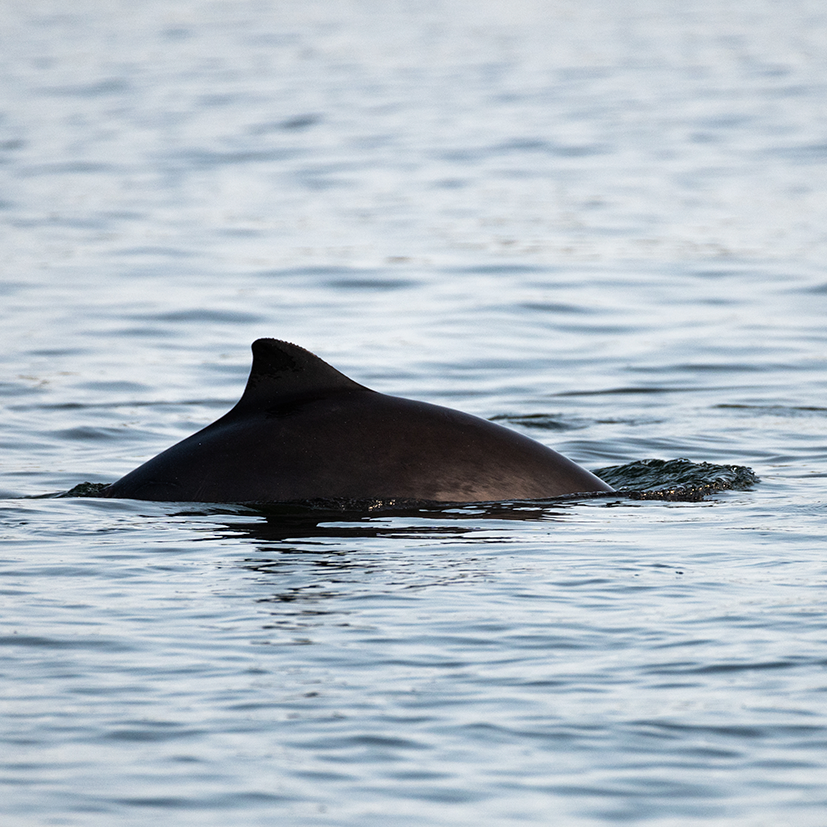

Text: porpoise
xmin=102 ymin=339 xmax=613 ymax=503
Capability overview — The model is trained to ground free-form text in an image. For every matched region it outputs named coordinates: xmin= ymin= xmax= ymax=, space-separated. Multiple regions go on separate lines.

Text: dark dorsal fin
xmin=234 ymin=339 xmax=370 ymax=411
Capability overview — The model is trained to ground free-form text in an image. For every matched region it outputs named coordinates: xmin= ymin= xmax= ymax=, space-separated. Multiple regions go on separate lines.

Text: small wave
xmin=491 ymin=413 xmax=582 ymax=431
xmin=594 ymin=458 xmax=760 ymax=502
xmin=59 ymin=482 xmax=111 ymax=498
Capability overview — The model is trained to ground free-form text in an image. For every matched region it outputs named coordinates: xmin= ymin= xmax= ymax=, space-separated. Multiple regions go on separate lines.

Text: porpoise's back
xmin=102 ymin=339 xmax=613 ymax=503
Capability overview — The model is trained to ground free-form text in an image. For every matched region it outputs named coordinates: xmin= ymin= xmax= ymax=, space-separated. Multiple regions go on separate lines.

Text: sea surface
xmin=2 ymin=1 xmax=827 ymax=825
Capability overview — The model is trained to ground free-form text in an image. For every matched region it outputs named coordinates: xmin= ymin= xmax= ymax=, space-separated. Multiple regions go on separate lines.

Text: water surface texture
xmin=2 ymin=1 xmax=827 ymax=825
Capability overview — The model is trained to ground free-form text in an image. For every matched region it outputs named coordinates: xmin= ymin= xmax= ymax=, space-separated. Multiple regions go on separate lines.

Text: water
xmin=2 ymin=1 xmax=827 ymax=824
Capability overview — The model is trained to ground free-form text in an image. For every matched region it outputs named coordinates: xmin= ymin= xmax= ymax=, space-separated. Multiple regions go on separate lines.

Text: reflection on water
xmin=178 ymin=500 xmax=570 ymax=545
